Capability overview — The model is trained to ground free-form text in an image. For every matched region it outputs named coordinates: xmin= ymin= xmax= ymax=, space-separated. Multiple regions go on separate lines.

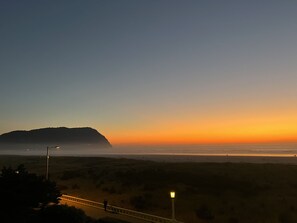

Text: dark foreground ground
xmin=1 ymin=155 xmax=297 ymax=223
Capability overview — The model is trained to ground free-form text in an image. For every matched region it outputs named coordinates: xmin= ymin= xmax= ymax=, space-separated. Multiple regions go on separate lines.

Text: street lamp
xmin=170 ymin=191 xmax=176 ymax=222
xmin=46 ymin=146 xmax=59 ymax=180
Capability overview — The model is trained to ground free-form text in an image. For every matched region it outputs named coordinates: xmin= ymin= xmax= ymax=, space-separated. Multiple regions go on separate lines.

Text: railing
xmin=61 ymin=194 xmax=183 ymax=223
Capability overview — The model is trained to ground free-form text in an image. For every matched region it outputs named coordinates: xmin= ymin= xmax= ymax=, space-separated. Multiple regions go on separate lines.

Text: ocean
xmin=0 ymin=142 xmax=297 ymax=157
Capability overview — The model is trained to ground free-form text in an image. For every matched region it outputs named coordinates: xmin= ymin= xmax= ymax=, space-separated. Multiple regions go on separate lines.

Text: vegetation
xmin=38 ymin=205 xmax=89 ymax=223
xmin=1 ymin=156 xmax=297 ymax=222
xmin=0 ymin=164 xmax=60 ymax=222
xmin=0 ymin=163 xmax=123 ymax=223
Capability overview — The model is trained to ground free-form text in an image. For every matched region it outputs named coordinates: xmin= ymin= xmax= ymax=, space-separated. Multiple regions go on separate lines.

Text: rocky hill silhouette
xmin=0 ymin=127 xmax=111 ymax=147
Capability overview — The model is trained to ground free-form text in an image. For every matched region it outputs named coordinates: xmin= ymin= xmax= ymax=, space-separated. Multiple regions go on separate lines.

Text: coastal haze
xmin=1 ymin=141 xmax=297 ymax=158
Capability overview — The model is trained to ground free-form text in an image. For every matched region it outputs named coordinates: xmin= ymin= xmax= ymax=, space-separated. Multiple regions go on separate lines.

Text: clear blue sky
xmin=1 ymin=0 xmax=297 ymax=145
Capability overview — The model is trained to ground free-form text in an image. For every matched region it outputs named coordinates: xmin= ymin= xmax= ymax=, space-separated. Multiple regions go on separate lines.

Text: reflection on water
xmin=0 ymin=143 xmax=297 ymax=157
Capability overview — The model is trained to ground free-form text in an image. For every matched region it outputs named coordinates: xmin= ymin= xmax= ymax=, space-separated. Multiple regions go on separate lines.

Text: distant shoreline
xmin=1 ymin=153 xmax=297 ymax=164
xmin=1 ymin=142 xmax=297 ymax=162
xmin=94 ymin=154 xmax=297 ymax=164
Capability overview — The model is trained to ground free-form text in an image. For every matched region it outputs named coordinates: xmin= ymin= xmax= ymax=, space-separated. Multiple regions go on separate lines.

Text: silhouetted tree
xmin=0 ymin=164 xmax=61 ymax=222
xmin=39 ymin=205 xmax=89 ymax=223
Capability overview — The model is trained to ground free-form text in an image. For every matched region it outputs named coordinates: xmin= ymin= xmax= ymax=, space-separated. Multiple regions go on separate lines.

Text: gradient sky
xmin=1 ymin=0 xmax=297 ymax=145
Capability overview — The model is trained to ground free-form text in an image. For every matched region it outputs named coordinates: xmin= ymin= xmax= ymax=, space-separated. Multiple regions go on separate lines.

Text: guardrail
xmin=61 ymin=194 xmax=183 ymax=223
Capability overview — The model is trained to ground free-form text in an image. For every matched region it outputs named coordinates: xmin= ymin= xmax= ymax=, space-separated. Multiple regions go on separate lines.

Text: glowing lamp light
xmin=170 ymin=191 xmax=175 ymax=199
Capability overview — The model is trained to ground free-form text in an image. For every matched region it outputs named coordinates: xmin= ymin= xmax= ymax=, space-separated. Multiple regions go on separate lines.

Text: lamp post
xmin=46 ymin=146 xmax=59 ymax=180
xmin=170 ymin=191 xmax=176 ymax=222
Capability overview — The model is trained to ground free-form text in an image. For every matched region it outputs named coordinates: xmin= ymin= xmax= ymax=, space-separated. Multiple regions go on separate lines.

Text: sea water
xmin=0 ymin=142 xmax=297 ymax=157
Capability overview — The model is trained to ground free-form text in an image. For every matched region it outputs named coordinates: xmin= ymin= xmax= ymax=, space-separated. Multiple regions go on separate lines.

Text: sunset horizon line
xmin=111 ymin=138 xmax=297 ymax=147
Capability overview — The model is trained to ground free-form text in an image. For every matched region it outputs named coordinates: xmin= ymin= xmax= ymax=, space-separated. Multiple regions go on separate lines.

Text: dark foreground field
xmin=1 ymin=155 xmax=297 ymax=223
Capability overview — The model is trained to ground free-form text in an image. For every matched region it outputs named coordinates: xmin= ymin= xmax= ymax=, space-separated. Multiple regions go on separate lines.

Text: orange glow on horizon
xmin=107 ymin=124 xmax=297 ymax=146
xmin=110 ymin=134 xmax=297 ymax=146
xmin=103 ymin=112 xmax=297 ymax=146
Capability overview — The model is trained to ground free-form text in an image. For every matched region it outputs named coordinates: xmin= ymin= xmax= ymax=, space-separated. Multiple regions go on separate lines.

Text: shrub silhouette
xmin=39 ymin=205 xmax=88 ymax=223
xmin=196 ymin=204 xmax=214 ymax=222
xmin=0 ymin=164 xmax=61 ymax=222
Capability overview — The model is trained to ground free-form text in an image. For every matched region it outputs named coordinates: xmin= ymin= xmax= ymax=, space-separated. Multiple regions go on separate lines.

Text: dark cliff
xmin=0 ymin=127 xmax=111 ymax=147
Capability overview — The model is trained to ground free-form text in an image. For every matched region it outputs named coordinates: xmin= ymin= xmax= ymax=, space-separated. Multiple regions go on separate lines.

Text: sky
xmin=1 ymin=0 xmax=297 ymax=146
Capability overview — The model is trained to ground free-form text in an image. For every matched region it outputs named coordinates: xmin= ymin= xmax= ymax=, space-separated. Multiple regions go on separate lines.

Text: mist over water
xmin=1 ymin=143 xmax=297 ymax=157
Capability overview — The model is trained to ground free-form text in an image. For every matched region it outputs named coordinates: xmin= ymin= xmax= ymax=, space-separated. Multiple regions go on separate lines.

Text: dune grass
xmin=1 ymin=155 xmax=297 ymax=223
